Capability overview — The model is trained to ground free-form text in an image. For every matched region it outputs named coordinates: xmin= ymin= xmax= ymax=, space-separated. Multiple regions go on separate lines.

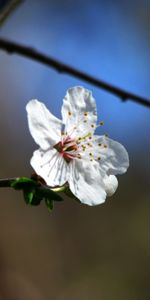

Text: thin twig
xmin=0 ymin=177 xmax=15 ymax=187
xmin=0 ymin=0 xmax=23 ymax=26
xmin=0 ymin=38 xmax=150 ymax=108
xmin=0 ymin=177 xmax=66 ymax=192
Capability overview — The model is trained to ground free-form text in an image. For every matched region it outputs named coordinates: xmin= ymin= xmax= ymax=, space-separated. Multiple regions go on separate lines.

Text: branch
xmin=0 ymin=177 xmax=14 ymax=187
xmin=0 ymin=177 xmax=66 ymax=192
xmin=0 ymin=38 xmax=150 ymax=108
xmin=0 ymin=0 xmax=23 ymax=26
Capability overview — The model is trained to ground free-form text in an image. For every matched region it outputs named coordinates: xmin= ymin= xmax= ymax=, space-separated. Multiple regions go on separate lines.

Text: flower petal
xmin=68 ymin=159 xmax=106 ymax=206
xmin=61 ymin=86 xmax=97 ymax=138
xmin=103 ymin=175 xmax=118 ymax=196
xmin=93 ymin=136 xmax=129 ymax=175
xmin=26 ymin=100 xmax=62 ymax=150
xmin=30 ymin=148 xmax=68 ymax=187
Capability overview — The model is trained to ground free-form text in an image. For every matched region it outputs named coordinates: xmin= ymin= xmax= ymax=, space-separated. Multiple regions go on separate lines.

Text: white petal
xmin=68 ymin=159 xmax=106 ymax=206
xmin=93 ymin=136 xmax=129 ymax=175
xmin=61 ymin=86 xmax=97 ymax=138
xmin=26 ymin=100 xmax=62 ymax=150
xmin=103 ymin=175 xmax=118 ymax=196
xmin=30 ymin=148 xmax=68 ymax=187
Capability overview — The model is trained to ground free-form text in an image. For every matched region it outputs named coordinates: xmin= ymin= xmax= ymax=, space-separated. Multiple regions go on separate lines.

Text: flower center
xmin=54 ymin=136 xmax=78 ymax=163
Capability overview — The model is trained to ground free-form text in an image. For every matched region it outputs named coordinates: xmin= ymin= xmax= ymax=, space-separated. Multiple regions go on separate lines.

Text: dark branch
xmin=0 ymin=177 xmax=15 ymax=187
xmin=0 ymin=0 xmax=23 ymax=26
xmin=0 ymin=38 xmax=150 ymax=108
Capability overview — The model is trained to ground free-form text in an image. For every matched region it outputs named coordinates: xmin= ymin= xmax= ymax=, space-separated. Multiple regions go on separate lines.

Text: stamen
xmin=77 ymin=132 xmax=92 ymax=143
xmin=66 ymin=113 xmax=90 ymax=138
xmin=87 ymin=143 xmax=92 ymax=147
xmin=63 ymin=141 xmax=77 ymax=151
xmin=99 ymin=121 xmax=104 ymax=126
xmin=81 ymin=145 xmax=86 ymax=151
xmin=84 ymin=112 xmax=88 ymax=116
xmin=94 ymin=120 xmax=105 ymax=130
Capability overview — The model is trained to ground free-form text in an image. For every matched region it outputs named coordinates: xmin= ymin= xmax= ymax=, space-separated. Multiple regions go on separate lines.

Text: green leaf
xmin=23 ymin=188 xmax=42 ymax=206
xmin=45 ymin=198 xmax=54 ymax=211
xmin=23 ymin=188 xmax=34 ymax=205
xmin=11 ymin=177 xmax=64 ymax=209
xmin=11 ymin=177 xmax=37 ymax=190
xmin=37 ymin=186 xmax=63 ymax=202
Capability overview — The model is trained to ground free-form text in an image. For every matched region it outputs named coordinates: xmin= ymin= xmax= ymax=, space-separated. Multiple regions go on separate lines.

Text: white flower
xmin=26 ymin=86 xmax=129 ymax=206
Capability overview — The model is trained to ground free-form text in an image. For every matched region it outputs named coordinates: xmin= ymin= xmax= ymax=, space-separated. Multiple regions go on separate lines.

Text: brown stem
xmin=0 ymin=38 xmax=149 ymax=108
xmin=0 ymin=177 xmax=16 ymax=187
xmin=0 ymin=0 xmax=23 ymax=26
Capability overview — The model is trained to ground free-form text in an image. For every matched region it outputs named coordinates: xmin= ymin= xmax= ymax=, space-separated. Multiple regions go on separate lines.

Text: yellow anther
xmin=77 ymin=133 xmax=92 ymax=143
xmin=68 ymin=111 xmax=72 ymax=116
xmin=84 ymin=112 xmax=88 ymax=116
xmin=99 ymin=121 xmax=104 ymax=126
xmin=104 ymin=144 xmax=107 ymax=148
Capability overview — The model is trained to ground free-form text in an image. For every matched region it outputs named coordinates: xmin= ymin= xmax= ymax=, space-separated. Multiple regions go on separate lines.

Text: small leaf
xmin=11 ymin=177 xmax=37 ymax=190
xmin=23 ymin=188 xmax=34 ymax=205
xmin=37 ymin=186 xmax=63 ymax=202
xmin=11 ymin=177 xmax=63 ymax=209
xmin=45 ymin=198 xmax=54 ymax=211
xmin=23 ymin=188 xmax=42 ymax=206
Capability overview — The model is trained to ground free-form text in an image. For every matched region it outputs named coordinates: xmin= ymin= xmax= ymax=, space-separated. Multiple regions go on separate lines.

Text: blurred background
xmin=0 ymin=0 xmax=150 ymax=299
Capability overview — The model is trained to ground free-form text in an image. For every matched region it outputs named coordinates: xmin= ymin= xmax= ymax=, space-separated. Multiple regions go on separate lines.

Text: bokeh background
xmin=0 ymin=0 xmax=150 ymax=299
